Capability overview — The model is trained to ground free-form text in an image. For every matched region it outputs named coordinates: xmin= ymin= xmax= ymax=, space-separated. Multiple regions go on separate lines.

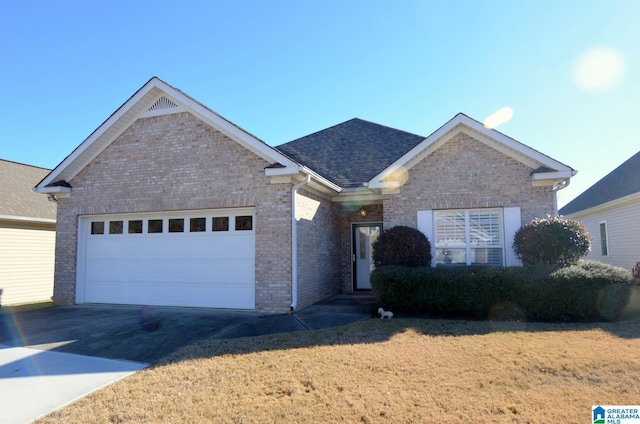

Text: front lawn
xmin=38 ymin=291 xmax=640 ymax=423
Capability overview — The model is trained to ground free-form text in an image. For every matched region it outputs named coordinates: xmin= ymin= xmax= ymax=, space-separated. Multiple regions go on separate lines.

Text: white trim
xmin=34 ymin=186 xmax=71 ymax=195
xmin=369 ymin=113 xmax=575 ymax=189
xmin=265 ymin=166 xmax=342 ymax=193
xmin=35 ymin=77 xmax=305 ymax=193
xmin=0 ymin=214 xmax=56 ymax=224
xmin=422 ymin=207 xmax=519 ymax=267
xmin=532 ymin=170 xmax=575 ymax=181
xmin=76 ymin=215 xmax=87 ymax=303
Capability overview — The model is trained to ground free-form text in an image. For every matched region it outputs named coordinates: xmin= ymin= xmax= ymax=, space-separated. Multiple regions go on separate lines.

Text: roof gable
xmin=36 ymin=77 xmax=301 ymax=194
xmin=276 ymin=118 xmax=426 ymax=188
xmin=368 ymin=113 xmax=575 ymax=190
xmin=1 ymin=159 xmax=56 ymax=222
xmin=559 ymin=150 xmax=640 ymax=215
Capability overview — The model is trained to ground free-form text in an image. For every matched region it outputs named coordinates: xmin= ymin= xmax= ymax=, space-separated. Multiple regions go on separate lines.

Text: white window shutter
xmin=503 ymin=207 xmax=522 ymax=266
xmin=417 ymin=210 xmax=435 ymax=267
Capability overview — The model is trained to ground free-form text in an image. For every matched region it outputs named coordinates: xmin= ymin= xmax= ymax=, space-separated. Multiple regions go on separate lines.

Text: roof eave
xmin=563 ymin=190 xmax=640 ymax=218
xmin=265 ymin=165 xmax=343 ymax=194
xmin=36 ymin=77 xmax=301 ymax=191
xmin=34 ymin=185 xmax=71 ymax=195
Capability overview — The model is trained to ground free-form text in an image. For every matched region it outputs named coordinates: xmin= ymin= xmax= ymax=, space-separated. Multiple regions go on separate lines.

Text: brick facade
xmin=383 ymin=132 xmax=555 ymax=229
xmin=51 ymin=108 xmax=560 ymax=313
xmin=295 ymin=189 xmax=341 ymax=309
xmin=53 ymin=112 xmax=293 ymax=313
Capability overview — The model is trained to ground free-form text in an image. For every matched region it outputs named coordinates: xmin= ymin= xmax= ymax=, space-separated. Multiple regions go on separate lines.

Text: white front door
xmin=352 ymin=223 xmax=382 ymax=290
xmin=77 ymin=209 xmax=255 ymax=309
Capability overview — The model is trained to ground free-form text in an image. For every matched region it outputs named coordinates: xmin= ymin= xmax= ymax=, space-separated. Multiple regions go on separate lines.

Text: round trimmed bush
xmin=372 ymin=225 xmax=431 ymax=268
xmin=513 ymin=215 xmax=591 ymax=266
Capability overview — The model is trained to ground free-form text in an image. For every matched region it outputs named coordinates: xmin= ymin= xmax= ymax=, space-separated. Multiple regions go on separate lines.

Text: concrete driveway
xmin=0 ymin=295 xmax=377 ymax=423
xmin=0 ymin=295 xmax=377 ymax=363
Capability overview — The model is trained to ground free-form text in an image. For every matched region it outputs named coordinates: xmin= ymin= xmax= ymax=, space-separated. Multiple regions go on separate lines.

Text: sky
xmin=1 ymin=1 xmax=638 ymax=208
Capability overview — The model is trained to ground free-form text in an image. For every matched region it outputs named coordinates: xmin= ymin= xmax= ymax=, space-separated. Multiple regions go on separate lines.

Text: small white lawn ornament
xmin=378 ymin=307 xmax=393 ymax=319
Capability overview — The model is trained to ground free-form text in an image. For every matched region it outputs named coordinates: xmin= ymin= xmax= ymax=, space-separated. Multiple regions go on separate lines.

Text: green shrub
xmin=372 ymin=225 xmax=431 ymax=268
xmin=513 ymin=215 xmax=591 ymax=266
xmin=370 ymin=260 xmax=633 ymax=322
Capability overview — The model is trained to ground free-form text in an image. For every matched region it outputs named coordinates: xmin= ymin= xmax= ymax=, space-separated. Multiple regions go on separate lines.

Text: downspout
xmin=290 ymin=173 xmax=311 ymax=312
xmin=551 ymin=173 xmax=575 ymax=215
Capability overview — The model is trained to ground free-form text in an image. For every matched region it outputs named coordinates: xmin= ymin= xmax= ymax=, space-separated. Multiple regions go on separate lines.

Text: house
xmin=1 ymin=159 xmax=56 ymax=306
xmin=35 ymin=77 xmax=575 ymax=313
xmin=559 ymin=150 xmax=640 ymax=271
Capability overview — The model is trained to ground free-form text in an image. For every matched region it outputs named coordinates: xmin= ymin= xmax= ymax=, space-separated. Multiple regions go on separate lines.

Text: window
xmin=148 ymin=219 xmax=163 ymax=233
xmin=235 ymin=215 xmax=253 ymax=231
xmin=109 ymin=220 xmax=124 ymax=234
xmin=169 ymin=218 xmax=184 ymax=233
xmin=91 ymin=221 xmax=105 ymax=235
xmin=190 ymin=217 xmax=206 ymax=232
xmin=599 ymin=222 xmax=609 ymax=256
xmin=434 ymin=209 xmax=503 ymax=266
xmin=212 ymin=216 xmax=229 ymax=232
xmin=128 ymin=220 xmax=143 ymax=234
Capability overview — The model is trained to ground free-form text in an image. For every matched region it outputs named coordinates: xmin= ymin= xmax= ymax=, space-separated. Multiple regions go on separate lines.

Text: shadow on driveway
xmin=0 ymin=294 xmax=379 ymax=364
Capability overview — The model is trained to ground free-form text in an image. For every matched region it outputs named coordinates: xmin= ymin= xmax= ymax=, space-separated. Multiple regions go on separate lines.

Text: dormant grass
xmin=38 ymin=289 xmax=640 ymax=423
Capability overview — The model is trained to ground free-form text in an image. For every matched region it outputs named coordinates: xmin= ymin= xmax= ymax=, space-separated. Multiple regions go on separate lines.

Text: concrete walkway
xmin=0 ymin=344 xmax=146 ymax=423
xmin=0 ymin=294 xmax=378 ymax=423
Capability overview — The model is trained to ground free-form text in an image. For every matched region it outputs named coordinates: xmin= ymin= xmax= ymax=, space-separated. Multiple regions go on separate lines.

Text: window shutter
xmin=503 ymin=207 xmax=522 ymax=266
xmin=417 ymin=210 xmax=435 ymax=267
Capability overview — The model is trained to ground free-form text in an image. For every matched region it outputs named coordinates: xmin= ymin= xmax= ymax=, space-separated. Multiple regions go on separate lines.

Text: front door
xmin=352 ymin=223 xmax=382 ymax=290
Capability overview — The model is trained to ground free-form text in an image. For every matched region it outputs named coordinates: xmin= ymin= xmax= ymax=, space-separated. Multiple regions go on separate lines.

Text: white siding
xmin=572 ymin=200 xmax=640 ymax=271
xmin=0 ymin=224 xmax=55 ymax=306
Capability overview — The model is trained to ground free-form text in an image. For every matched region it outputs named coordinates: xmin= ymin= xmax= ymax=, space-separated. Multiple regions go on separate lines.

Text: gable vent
xmin=147 ymin=96 xmax=179 ymax=112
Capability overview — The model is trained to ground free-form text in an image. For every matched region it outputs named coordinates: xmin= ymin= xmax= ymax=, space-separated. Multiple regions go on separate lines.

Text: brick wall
xmin=53 ymin=112 xmax=293 ymax=313
xmin=383 ymin=132 xmax=555 ymax=229
xmin=294 ymin=189 xmax=341 ymax=309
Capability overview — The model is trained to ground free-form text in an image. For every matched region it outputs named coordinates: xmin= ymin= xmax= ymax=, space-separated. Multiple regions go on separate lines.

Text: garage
xmin=76 ymin=209 xmax=255 ymax=309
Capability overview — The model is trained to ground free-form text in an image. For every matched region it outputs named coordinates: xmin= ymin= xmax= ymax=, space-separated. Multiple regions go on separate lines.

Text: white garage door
xmin=77 ymin=209 xmax=255 ymax=309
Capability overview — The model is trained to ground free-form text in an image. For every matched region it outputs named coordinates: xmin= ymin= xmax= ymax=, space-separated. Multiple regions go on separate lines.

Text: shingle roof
xmin=559 ymin=150 xmax=640 ymax=215
xmin=275 ymin=118 xmax=426 ymax=188
xmin=0 ymin=159 xmax=56 ymax=221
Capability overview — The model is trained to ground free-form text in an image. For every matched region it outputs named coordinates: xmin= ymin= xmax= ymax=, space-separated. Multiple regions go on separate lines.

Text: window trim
xmin=433 ymin=208 xmax=505 ymax=267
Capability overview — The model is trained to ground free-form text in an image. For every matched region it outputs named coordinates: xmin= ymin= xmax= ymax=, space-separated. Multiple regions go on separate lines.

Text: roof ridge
xmin=277 ymin=117 xmax=425 ymax=148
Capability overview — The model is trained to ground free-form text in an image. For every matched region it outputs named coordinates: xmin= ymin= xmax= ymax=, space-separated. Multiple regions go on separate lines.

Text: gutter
xmin=290 ymin=173 xmax=311 ymax=312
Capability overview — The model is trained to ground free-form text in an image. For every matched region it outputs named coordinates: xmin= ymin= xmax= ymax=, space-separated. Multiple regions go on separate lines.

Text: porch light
xmin=360 ymin=208 xmax=367 ymax=217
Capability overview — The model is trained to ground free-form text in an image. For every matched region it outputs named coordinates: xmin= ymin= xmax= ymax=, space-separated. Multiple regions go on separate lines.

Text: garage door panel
xmin=85 ymin=281 xmax=254 ymax=309
xmin=80 ymin=211 xmax=256 ymax=309
xmin=85 ymin=258 xmax=255 ymax=285
xmin=86 ymin=237 xmax=254 ymax=262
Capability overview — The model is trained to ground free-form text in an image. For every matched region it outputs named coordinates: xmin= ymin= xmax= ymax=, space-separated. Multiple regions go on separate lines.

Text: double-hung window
xmin=434 ymin=209 xmax=504 ymax=266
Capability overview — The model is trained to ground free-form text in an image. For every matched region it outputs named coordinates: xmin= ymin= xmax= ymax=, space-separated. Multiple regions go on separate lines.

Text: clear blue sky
xmin=1 ymin=1 xmax=638 ymax=208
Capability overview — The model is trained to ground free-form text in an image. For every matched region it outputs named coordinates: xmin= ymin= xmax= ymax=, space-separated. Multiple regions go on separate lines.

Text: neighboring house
xmin=1 ymin=159 xmax=56 ymax=306
xmin=35 ymin=77 xmax=575 ymax=313
xmin=559 ymin=150 xmax=640 ymax=271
